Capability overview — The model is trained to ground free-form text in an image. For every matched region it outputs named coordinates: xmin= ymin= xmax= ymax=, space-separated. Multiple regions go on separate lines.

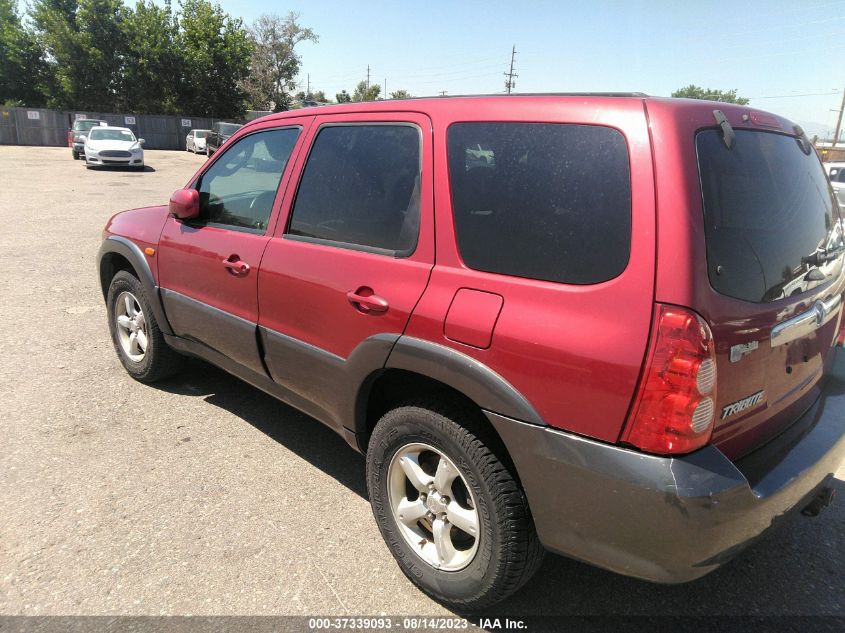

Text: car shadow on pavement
xmin=151 ymin=359 xmax=845 ymax=619
xmin=152 ymin=358 xmax=368 ymax=498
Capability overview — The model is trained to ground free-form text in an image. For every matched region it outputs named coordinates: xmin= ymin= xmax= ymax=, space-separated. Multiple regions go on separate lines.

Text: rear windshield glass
xmin=697 ymin=130 xmax=842 ymax=303
xmin=218 ymin=123 xmax=242 ymax=135
xmin=447 ymin=122 xmax=631 ymax=285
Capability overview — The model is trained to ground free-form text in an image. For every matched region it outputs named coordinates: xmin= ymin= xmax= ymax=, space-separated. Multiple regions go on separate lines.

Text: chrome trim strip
xmin=770 ymin=294 xmax=842 ymax=347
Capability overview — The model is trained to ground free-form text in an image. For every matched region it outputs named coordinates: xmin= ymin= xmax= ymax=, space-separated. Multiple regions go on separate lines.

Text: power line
xmin=504 ymin=45 xmax=517 ymax=94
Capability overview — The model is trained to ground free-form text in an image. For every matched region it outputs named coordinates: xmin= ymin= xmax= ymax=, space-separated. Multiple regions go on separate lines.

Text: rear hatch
xmin=696 ymin=125 xmax=845 ymax=460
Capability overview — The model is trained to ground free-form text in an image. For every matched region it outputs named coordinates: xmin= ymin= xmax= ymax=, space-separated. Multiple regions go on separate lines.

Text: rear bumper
xmin=487 ymin=352 xmax=845 ymax=583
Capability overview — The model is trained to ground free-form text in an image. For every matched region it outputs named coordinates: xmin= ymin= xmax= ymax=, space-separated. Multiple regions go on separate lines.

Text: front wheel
xmin=366 ymin=400 xmax=544 ymax=610
xmin=106 ymin=270 xmax=182 ymax=382
xmin=72 ymin=150 xmax=79 ymax=160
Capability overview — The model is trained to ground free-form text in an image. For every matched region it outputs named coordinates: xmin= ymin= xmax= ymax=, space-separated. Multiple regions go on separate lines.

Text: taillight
xmin=622 ymin=304 xmax=717 ymax=455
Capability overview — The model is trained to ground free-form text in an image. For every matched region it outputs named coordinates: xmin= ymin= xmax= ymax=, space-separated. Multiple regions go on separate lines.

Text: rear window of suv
xmin=447 ymin=122 xmax=631 ymax=285
xmin=697 ymin=129 xmax=842 ymax=303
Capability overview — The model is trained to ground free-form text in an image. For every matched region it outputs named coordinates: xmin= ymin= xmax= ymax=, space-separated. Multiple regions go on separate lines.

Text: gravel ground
xmin=0 ymin=146 xmax=843 ymax=619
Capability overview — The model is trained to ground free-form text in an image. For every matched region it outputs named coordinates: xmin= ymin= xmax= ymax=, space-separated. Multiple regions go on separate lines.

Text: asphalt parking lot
xmin=0 ymin=145 xmax=844 ymax=619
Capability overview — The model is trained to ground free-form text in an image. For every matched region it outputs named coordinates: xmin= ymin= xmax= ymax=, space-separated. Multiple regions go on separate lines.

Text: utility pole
xmin=833 ymin=85 xmax=845 ymax=147
xmin=306 ymin=73 xmax=310 ymax=97
xmin=504 ymin=45 xmax=518 ymax=94
xmin=384 ymin=78 xmax=387 ymax=98
xmin=366 ymin=65 xmax=370 ymax=90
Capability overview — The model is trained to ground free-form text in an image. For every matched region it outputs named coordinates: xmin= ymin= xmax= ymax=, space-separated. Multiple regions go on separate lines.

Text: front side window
xmin=287 ymin=124 xmax=421 ymax=256
xmin=447 ymin=122 xmax=631 ymax=284
xmin=196 ymin=127 xmax=300 ymax=233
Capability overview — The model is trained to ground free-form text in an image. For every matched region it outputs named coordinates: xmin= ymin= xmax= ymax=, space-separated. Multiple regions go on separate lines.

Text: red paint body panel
xmin=444 ymin=289 xmax=503 ymax=349
xmin=258 ymin=111 xmax=435 ymax=360
xmin=103 ymin=205 xmax=171 ymax=281
xmin=402 ymin=98 xmax=656 ymax=442
xmin=645 ymin=98 xmax=845 ymax=459
xmin=101 ymin=95 xmax=842 ymax=459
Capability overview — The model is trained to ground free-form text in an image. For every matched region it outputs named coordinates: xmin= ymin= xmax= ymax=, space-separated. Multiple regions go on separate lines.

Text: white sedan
xmin=84 ymin=126 xmax=145 ymax=169
xmin=186 ymin=129 xmax=210 ymax=153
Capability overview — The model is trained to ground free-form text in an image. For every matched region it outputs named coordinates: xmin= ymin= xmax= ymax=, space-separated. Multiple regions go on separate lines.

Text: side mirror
xmin=169 ymin=188 xmax=199 ymax=220
xmin=138 ymin=138 xmax=145 ymax=146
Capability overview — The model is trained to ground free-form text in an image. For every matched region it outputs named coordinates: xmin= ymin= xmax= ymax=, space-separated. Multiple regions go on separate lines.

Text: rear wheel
xmin=72 ymin=150 xmax=79 ymax=160
xmin=366 ymin=399 xmax=544 ymax=610
xmin=107 ymin=270 xmax=182 ymax=382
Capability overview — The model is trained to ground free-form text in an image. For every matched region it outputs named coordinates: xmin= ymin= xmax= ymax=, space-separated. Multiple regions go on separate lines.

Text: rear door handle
xmin=347 ymin=287 xmax=389 ymax=314
xmin=223 ymin=254 xmax=250 ymax=276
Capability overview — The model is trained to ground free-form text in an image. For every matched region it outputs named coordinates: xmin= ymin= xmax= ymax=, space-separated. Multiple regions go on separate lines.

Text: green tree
xmin=0 ymin=0 xmax=48 ymax=106
xmin=389 ymin=89 xmax=411 ymax=100
xmin=335 ymin=89 xmax=351 ymax=103
xmin=310 ymin=89 xmax=326 ymax=102
xmin=671 ymin=84 xmax=749 ymax=105
xmin=352 ymin=80 xmax=380 ymax=102
xmin=239 ymin=12 xmax=317 ymax=112
xmin=31 ymin=0 xmax=128 ymax=110
xmin=120 ymin=0 xmax=179 ymax=113
xmin=177 ymin=0 xmax=252 ymax=118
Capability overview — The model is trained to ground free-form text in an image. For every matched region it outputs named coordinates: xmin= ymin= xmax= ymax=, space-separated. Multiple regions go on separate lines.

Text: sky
xmin=198 ymin=0 xmax=843 ymax=135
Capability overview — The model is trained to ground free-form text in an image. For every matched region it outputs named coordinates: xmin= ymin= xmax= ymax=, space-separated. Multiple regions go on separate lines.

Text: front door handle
xmin=223 ymin=254 xmax=250 ymax=276
xmin=347 ymin=287 xmax=389 ymax=314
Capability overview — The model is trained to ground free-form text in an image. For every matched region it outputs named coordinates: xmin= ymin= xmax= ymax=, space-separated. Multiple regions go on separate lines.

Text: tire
xmin=72 ymin=150 xmax=79 ymax=160
xmin=366 ymin=398 xmax=544 ymax=610
xmin=206 ymin=145 xmax=211 ymax=157
xmin=106 ymin=270 xmax=182 ymax=383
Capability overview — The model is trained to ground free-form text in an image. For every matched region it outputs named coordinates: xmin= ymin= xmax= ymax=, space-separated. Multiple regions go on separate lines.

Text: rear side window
xmin=447 ymin=122 xmax=631 ymax=284
xmin=697 ymin=130 xmax=842 ymax=303
xmin=287 ymin=125 xmax=421 ymax=256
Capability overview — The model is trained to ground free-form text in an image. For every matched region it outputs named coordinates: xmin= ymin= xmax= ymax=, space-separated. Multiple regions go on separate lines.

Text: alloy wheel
xmin=114 ymin=291 xmax=147 ymax=362
xmin=387 ymin=442 xmax=480 ymax=571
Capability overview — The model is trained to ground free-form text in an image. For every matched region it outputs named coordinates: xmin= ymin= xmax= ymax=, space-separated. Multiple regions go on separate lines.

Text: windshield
xmin=195 ymin=131 xmax=209 ymax=138
xmin=218 ymin=123 xmax=242 ymax=136
xmin=697 ymin=129 xmax=842 ymax=303
xmin=89 ymin=129 xmax=136 ymax=142
xmin=73 ymin=121 xmax=103 ymax=133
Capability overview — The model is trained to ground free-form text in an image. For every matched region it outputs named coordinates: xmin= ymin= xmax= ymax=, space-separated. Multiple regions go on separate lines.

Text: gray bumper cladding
xmin=487 ymin=353 xmax=845 ymax=584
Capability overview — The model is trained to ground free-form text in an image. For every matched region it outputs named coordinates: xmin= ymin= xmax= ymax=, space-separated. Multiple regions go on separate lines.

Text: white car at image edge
xmin=84 ymin=126 xmax=145 ymax=169
xmin=824 ymin=162 xmax=845 ymax=207
xmin=186 ymin=129 xmax=210 ymax=153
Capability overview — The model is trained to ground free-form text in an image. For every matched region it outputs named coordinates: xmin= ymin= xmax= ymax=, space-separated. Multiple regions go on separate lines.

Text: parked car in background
xmin=205 ymin=121 xmax=242 ymax=156
xmin=824 ymin=162 xmax=845 ymax=207
xmin=97 ymin=96 xmax=845 ymax=609
xmin=186 ymin=129 xmax=210 ymax=154
xmin=68 ymin=119 xmax=107 ymax=160
xmin=84 ymin=126 xmax=144 ymax=169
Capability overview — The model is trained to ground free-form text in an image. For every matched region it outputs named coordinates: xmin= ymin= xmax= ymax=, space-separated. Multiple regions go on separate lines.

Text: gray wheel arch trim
xmin=384 ymin=337 xmax=544 ymax=425
xmin=97 ymin=235 xmax=173 ymax=336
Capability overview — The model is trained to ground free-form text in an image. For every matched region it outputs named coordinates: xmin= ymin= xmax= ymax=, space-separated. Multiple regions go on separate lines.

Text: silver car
xmin=186 ymin=129 xmax=210 ymax=154
xmin=824 ymin=161 xmax=845 ymax=207
xmin=84 ymin=126 xmax=145 ymax=169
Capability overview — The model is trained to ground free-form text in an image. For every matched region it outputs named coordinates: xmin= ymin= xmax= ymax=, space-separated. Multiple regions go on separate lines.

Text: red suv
xmin=97 ymin=95 xmax=845 ymax=609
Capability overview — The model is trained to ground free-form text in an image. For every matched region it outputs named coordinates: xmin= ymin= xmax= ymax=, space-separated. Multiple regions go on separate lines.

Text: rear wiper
xmin=802 ymin=245 xmax=845 ymax=266
xmin=713 ymin=110 xmax=735 ymax=149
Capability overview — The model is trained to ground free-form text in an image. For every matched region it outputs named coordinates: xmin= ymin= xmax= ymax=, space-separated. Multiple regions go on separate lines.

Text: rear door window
xmin=447 ymin=122 xmax=631 ymax=284
xmin=697 ymin=130 xmax=842 ymax=302
xmin=287 ymin=124 xmax=421 ymax=256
